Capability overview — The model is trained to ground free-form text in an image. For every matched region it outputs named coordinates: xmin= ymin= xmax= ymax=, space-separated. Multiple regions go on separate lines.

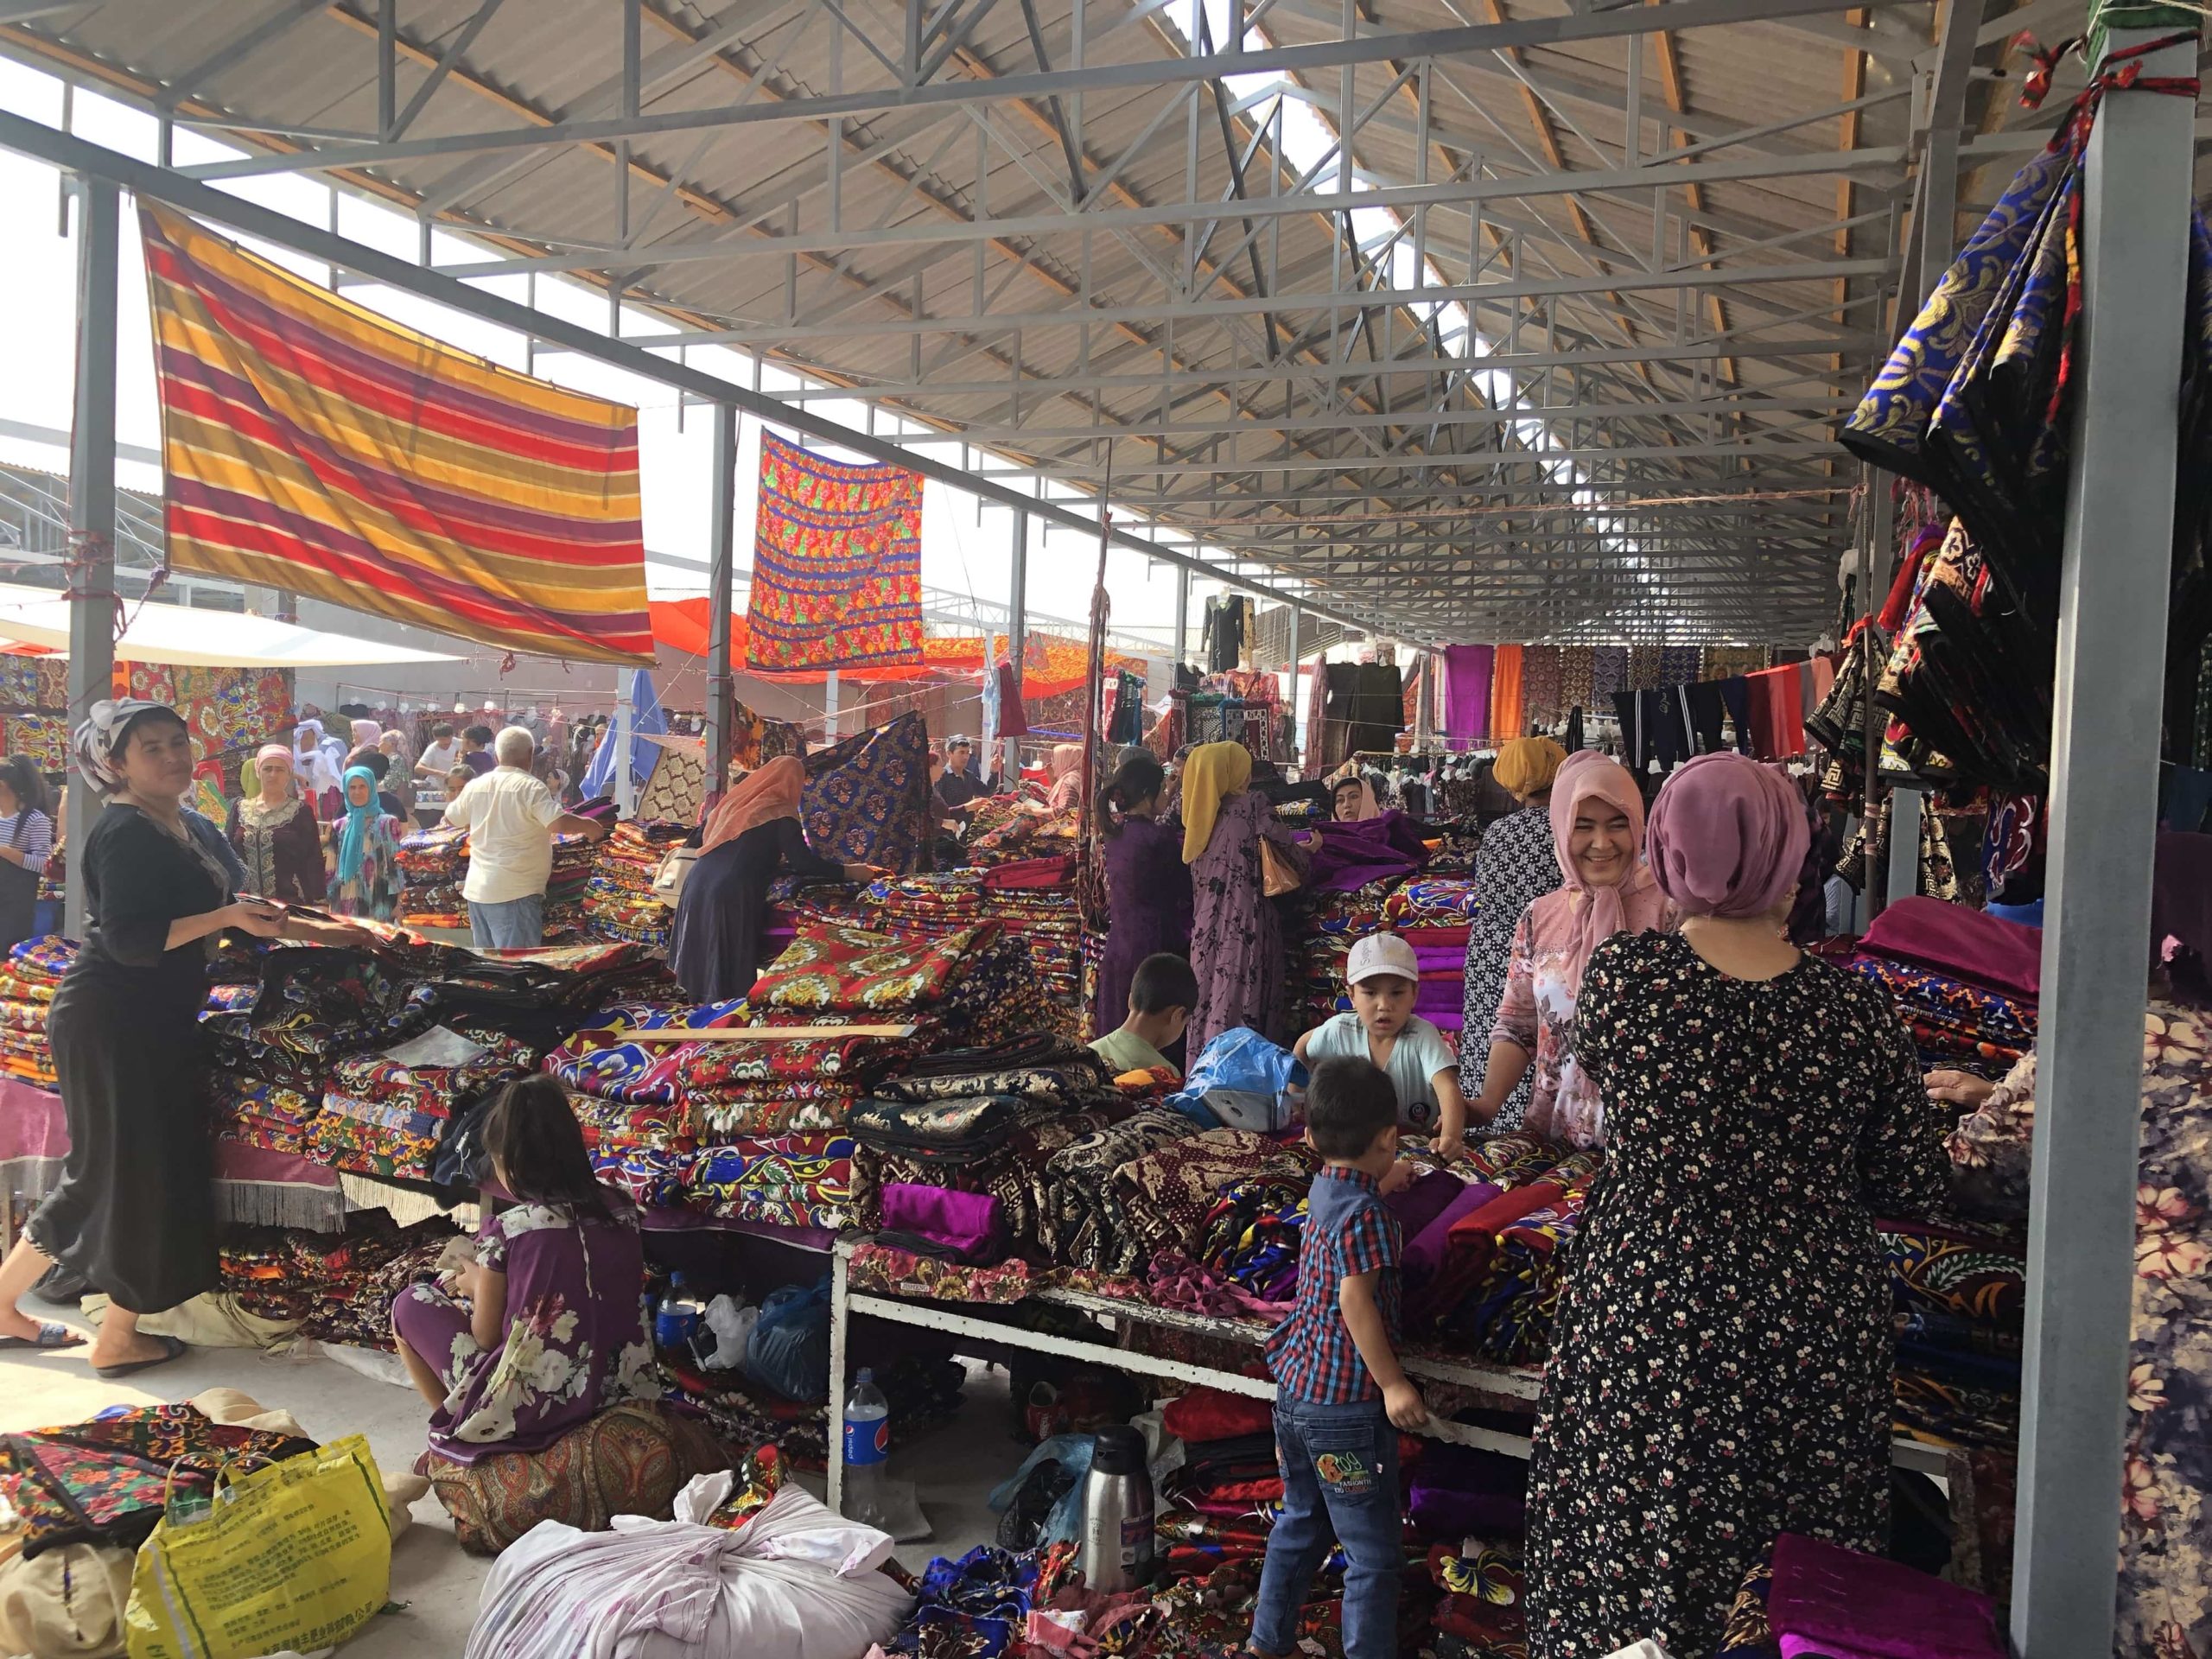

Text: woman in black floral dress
xmin=1459 ymin=737 xmax=1567 ymax=1126
xmin=1525 ymin=754 xmax=1950 ymax=1658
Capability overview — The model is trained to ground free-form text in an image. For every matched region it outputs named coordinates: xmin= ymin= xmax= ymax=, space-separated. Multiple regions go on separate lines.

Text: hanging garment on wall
xmin=1659 ymin=645 xmax=1703 ymax=688
xmin=140 ymin=207 xmax=653 ymax=665
xmin=1558 ymin=647 xmax=1595 ymax=713
xmin=747 ymin=432 xmax=924 ymax=672
xmin=1490 ymin=645 xmax=1525 ymax=740
xmin=803 ymin=712 xmax=933 ymax=873
xmin=1521 ymin=646 xmax=1562 ymax=729
xmin=1201 ymin=597 xmax=1245 ymax=674
xmin=1443 ymin=645 xmax=1492 ymax=743
xmin=1592 ymin=647 xmax=1629 ymax=701
xmin=1745 ymin=664 xmax=1808 ymax=760
xmin=1628 ymin=645 xmax=1663 ymax=691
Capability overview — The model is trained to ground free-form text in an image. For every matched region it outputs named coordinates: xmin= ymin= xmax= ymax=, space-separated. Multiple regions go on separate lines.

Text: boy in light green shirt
xmin=1090 ymin=952 xmax=1197 ymax=1080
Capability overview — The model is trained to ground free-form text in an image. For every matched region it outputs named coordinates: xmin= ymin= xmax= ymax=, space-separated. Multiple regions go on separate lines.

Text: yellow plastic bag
xmin=124 ymin=1435 xmax=391 ymax=1659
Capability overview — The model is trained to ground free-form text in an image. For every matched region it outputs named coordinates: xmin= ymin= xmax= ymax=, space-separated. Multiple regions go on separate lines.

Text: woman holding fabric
xmin=668 ymin=756 xmax=880 ymax=1002
xmin=0 ymin=755 xmax=56 ymax=957
xmin=1328 ymin=768 xmax=1382 ymax=823
xmin=1457 ymin=737 xmax=1567 ymax=1131
xmin=1524 ymin=753 xmax=1948 ymax=1659
xmin=1184 ymin=741 xmax=1309 ymax=1053
xmin=1045 ymin=743 xmax=1086 ymax=811
xmin=1094 ymin=750 xmax=1193 ymax=1038
xmin=0 ymin=702 xmax=315 ymax=1370
xmin=324 ymin=764 xmax=405 ymax=922
xmin=226 ymin=744 xmax=327 ymax=906
xmin=1465 ymin=751 xmax=1670 ymax=1149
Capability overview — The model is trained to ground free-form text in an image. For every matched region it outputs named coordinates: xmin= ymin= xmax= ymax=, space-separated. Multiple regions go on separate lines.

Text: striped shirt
xmin=1265 ymin=1166 xmax=1402 ymax=1404
xmin=1 ymin=807 xmax=54 ymax=876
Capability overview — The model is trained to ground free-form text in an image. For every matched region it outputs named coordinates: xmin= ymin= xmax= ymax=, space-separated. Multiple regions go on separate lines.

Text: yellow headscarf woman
xmin=1492 ymin=735 xmax=1567 ymax=802
xmin=1180 ymin=741 xmax=1253 ymax=863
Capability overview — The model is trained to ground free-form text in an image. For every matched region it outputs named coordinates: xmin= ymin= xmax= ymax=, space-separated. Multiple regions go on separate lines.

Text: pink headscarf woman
xmin=1467 ymin=751 xmax=1674 ymax=1149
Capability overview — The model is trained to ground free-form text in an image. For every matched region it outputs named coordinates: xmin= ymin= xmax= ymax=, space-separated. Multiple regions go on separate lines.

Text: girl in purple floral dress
xmin=392 ymin=1078 xmax=657 ymax=1465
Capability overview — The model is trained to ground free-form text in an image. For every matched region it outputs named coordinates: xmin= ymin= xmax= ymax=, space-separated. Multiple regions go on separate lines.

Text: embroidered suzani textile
xmin=747 ymin=431 xmax=924 ymax=672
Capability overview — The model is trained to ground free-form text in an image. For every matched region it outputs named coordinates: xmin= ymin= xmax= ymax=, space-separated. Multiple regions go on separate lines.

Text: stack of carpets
xmin=584 ymin=820 xmax=687 ymax=946
xmin=0 ymin=935 xmax=72 ymax=1085
xmin=1842 ymin=897 xmax=2039 ymax=1079
xmin=1883 ymin=1218 xmax=2025 ymax=1449
xmin=541 ymin=830 xmax=595 ymax=942
xmin=396 ymin=825 xmax=468 ymax=928
xmin=846 ymin=1035 xmax=1132 ymax=1261
xmin=310 ymin=1023 xmax=538 ymax=1181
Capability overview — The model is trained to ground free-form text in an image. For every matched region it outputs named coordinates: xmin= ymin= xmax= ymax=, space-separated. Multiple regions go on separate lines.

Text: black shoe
xmin=30 ymin=1264 xmax=92 ymax=1306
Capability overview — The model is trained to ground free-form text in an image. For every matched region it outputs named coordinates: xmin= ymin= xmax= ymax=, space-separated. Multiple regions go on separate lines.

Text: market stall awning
xmin=649 ymin=600 xmax=1140 ymax=699
xmin=0 ymin=582 xmax=461 ymax=667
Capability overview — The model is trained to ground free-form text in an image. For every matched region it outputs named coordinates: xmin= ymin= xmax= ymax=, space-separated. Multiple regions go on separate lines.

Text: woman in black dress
xmin=669 ymin=756 xmax=878 ymax=1003
xmin=0 ymin=702 xmax=292 ymax=1371
xmin=1524 ymin=753 xmax=1951 ymax=1657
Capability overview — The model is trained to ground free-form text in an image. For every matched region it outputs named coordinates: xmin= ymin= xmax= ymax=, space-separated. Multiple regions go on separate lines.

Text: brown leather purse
xmin=1260 ymin=837 xmax=1304 ymax=898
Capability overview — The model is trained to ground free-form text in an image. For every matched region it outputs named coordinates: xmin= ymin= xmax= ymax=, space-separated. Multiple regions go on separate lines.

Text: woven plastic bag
xmin=124 ymin=1434 xmax=391 ymax=1659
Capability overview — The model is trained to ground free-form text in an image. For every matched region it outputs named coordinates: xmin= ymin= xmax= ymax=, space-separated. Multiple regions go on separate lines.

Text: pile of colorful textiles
xmin=541 ymin=830 xmax=595 ymax=942
xmin=1402 ymin=1133 xmax=1605 ymax=1353
xmin=856 ymin=856 xmax=1083 ymax=1038
xmin=1393 ymin=923 xmax=1475 ymax=1043
xmin=1291 ymin=880 xmax=1402 ymax=1030
xmin=209 ymin=1077 xmax=320 ymax=1154
xmin=1109 ymin=1129 xmax=1321 ymax=1274
xmin=1882 ymin=1218 xmax=2025 ymax=1450
xmin=847 ymin=1035 xmax=1133 ymax=1261
xmin=309 ymin=1023 xmax=539 ymax=1180
xmin=748 ymin=920 xmax=1054 ymax=1049
xmin=215 ymin=1212 xmax=459 ymax=1341
xmin=584 ymin=820 xmax=687 ymax=947
xmin=686 ymin=1133 xmax=856 ymax=1229
xmin=1424 ymin=1536 xmax=1529 ymax=1659
xmin=1044 ymin=1109 xmax=1198 ymax=1274
xmin=1843 ymin=897 xmax=2039 ymax=1078
xmin=965 ymin=803 xmax=1081 ymax=867
xmin=1382 ymin=877 xmax=1480 ymax=928
xmin=0 ymin=935 xmax=72 ymax=1085
xmin=1195 ymin=1176 xmax=1310 ymax=1303
xmin=396 ymin=825 xmax=468 ymax=928
xmin=1160 ymin=1387 xmax=1292 ymax=1522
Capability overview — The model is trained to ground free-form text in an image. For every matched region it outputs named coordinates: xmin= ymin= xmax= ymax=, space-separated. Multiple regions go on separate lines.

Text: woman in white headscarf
xmin=293 ymin=718 xmax=344 ymax=818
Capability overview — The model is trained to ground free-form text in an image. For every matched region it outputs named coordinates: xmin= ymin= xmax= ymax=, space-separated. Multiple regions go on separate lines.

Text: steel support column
xmin=1007 ymin=508 xmax=1028 ymax=782
xmin=2012 ymin=26 xmax=2197 ymax=1658
xmin=1286 ymin=604 xmax=1303 ymax=767
xmin=703 ymin=402 xmax=737 ymax=800
xmin=64 ymin=175 xmax=117 ymax=942
xmin=1173 ymin=565 xmax=1190 ymax=667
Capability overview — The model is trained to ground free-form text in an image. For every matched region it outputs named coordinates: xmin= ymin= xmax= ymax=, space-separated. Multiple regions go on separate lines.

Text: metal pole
xmin=1007 ymin=507 xmax=1027 ymax=783
xmin=1286 ymin=604 xmax=1302 ymax=768
xmin=1173 ymin=564 xmax=1190 ymax=667
xmin=1886 ymin=785 xmax=1922 ymax=902
xmin=703 ymin=403 xmax=737 ymax=800
xmin=2012 ymin=25 xmax=2196 ymax=1658
xmin=65 ymin=175 xmax=118 ymax=940
xmin=612 ymin=677 xmax=637 ymax=817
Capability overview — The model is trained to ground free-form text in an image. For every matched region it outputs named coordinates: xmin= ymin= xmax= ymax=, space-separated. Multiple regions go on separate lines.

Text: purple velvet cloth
xmin=1402 ymin=1179 xmax=1500 ymax=1306
xmin=1385 ymin=1167 xmax=1465 ymax=1242
xmin=1444 ymin=645 xmax=1493 ymax=742
xmin=880 ymin=1184 xmax=1006 ymax=1260
xmin=1407 ymin=1442 xmax=1528 ymax=1539
xmin=1768 ymin=1533 xmax=2005 ymax=1659
xmin=1306 ymin=811 xmax=1430 ymax=893
xmin=1859 ymin=895 xmax=2043 ymax=1000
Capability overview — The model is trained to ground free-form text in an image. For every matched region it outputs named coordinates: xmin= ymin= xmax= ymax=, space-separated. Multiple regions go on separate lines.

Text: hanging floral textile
xmin=747 ymin=431 xmax=925 ymax=672
xmin=804 ymin=710 xmax=934 ymax=873
xmin=139 ymin=207 xmax=654 ymax=666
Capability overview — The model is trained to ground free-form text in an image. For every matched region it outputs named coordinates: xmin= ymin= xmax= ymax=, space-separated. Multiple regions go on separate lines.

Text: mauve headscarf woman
xmin=1046 ymin=743 xmax=1085 ymax=811
xmin=1471 ymin=752 xmax=1672 ymax=1147
xmin=1643 ymin=751 xmax=1808 ymax=919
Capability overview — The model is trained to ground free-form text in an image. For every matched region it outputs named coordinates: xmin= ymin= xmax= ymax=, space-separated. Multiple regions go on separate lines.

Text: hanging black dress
xmin=29 ymin=804 xmax=228 ymax=1313
xmin=667 ymin=817 xmax=844 ymax=1004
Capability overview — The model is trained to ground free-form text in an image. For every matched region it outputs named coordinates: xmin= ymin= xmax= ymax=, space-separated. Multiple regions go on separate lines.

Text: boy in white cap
xmin=1295 ymin=932 xmax=1480 ymax=1154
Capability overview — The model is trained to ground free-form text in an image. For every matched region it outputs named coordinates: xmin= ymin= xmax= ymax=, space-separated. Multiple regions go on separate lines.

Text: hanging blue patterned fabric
xmin=803 ymin=710 xmax=934 ymax=874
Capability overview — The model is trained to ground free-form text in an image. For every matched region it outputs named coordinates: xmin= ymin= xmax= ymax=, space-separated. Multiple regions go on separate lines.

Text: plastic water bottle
xmin=654 ymin=1273 xmax=699 ymax=1351
xmin=842 ymin=1368 xmax=892 ymax=1528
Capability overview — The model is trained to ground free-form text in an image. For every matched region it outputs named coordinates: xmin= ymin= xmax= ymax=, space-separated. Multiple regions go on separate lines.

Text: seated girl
xmin=392 ymin=1077 xmax=658 ymax=1467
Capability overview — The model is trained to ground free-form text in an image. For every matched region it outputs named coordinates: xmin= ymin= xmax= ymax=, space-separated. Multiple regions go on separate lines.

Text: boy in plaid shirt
xmin=1251 ymin=1056 xmax=1429 ymax=1659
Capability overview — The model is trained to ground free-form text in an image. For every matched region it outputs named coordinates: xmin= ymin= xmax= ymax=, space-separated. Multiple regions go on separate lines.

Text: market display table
xmin=825 ymin=1235 xmax=1948 ymax=1514
xmin=0 ymin=1077 xmax=346 ymax=1236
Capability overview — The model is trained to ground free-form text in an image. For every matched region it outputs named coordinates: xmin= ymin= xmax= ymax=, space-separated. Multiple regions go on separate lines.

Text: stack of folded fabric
xmin=845 ymin=1035 xmax=1132 ymax=1261
xmin=965 ymin=804 xmax=1081 ymax=868
xmin=209 ymin=1077 xmax=321 ymax=1154
xmin=584 ymin=821 xmax=687 ymax=947
xmin=1454 ymin=1149 xmax=1605 ymax=1363
xmin=1404 ymin=1133 xmax=1600 ymax=1338
xmin=687 ymin=1133 xmax=857 ymax=1230
xmin=1423 ymin=1536 xmax=1529 ymax=1659
xmin=1196 ymin=1176 xmax=1311 ymax=1304
xmin=543 ymin=998 xmax=747 ymax=1209
xmin=1159 ymin=1387 xmax=1287 ymax=1522
xmin=977 ymin=858 xmax=1083 ymax=1036
xmin=396 ymin=826 xmax=468 ymax=929
xmin=1882 ymin=1217 xmax=2025 ymax=1449
xmin=300 ymin=1217 xmax=461 ymax=1350
xmin=1843 ymin=896 xmax=2039 ymax=1077
xmin=1383 ymin=876 xmax=1480 ymax=929
xmin=765 ymin=875 xmax=873 ymax=932
xmin=310 ymin=1022 xmax=539 ymax=1181
xmin=216 ymin=1212 xmax=461 ymax=1345
xmin=539 ymin=830 xmax=595 ymax=942
xmin=1044 ymin=1109 xmax=1198 ymax=1274
xmin=861 ymin=869 xmax=989 ymax=936
xmin=747 ymin=920 xmax=1054 ymax=1050
xmin=681 ymin=1027 xmax=923 ymax=1140
xmin=1715 ymin=1533 xmax=2006 ymax=1659
xmin=1109 ymin=1128 xmax=1322 ymax=1275
xmin=0 ymin=935 xmax=72 ymax=1085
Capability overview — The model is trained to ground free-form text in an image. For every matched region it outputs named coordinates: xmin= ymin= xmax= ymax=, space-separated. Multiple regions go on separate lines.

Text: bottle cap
xmin=857 ymin=1367 xmax=874 ymax=1384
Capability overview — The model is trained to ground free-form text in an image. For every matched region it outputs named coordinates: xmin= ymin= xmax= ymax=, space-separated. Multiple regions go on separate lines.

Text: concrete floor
xmin=1 ymin=1336 xmax=1013 ymax=1656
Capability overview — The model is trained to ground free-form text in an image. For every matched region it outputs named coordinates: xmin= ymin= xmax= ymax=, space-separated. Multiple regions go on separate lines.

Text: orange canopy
xmin=649 ymin=600 xmax=1141 ymax=700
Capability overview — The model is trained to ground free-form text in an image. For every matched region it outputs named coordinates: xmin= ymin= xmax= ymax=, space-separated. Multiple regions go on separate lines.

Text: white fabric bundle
xmin=465 ymin=1471 xmax=913 ymax=1659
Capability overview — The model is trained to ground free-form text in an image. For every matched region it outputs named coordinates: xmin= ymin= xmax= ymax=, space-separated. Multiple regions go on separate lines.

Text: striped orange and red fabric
xmin=140 ymin=206 xmax=654 ymax=665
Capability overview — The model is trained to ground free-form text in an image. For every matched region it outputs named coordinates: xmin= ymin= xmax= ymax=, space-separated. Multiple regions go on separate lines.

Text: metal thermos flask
xmin=1077 ymin=1426 xmax=1155 ymax=1592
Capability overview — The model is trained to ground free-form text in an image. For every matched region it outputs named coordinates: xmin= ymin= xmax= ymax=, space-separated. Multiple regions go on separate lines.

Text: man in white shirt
xmin=443 ymin=726 xmax=607 ymax=949
xmin=415 ymin=722 xmax=459 ymax=781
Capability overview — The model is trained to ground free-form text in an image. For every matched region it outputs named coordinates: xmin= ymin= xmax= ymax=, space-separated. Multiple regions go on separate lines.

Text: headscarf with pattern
xmin=1180 ymin=741 xmax=1253 ymax=863
xmin=73 ymin=699 xmax=176 ymax=800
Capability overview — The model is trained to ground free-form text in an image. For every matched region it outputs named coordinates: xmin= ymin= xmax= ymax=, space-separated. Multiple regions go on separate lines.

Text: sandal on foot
xmin=0 ymin=1321 xmax=86 ymax=1351
xmin=92 ymin=1334 xmax=188 ymax=1379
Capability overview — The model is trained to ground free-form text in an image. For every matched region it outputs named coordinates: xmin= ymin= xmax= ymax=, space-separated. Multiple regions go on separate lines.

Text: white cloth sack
xmin=465 ymin=1471 xmax=912 ymax=1659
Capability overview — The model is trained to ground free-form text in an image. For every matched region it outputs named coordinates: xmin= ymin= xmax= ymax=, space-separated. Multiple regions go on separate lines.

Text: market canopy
xmin=649 ymin=600 xmax=1141 ymax=700
xmin=0 ymin=582 xmax=461 ymax=668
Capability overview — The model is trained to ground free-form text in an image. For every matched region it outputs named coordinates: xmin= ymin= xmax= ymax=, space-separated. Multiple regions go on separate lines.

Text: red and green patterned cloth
xmin=747 ymin=430 xmax=923 ymax=671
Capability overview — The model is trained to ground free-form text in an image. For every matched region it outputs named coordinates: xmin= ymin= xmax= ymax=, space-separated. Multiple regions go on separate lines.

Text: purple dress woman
xmin=1183 ymin=743 xmax=1308 ymax=1053
xmin=1097 ymin=815 xmax=1193 ymax=1033
xmin=392 ymin=1198 xmax=659 ymax=1464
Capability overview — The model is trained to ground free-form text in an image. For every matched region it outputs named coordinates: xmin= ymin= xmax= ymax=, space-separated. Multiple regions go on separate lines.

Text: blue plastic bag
xmin=742 ymin=1277 xmax=832 ymax=1403
xmin=1166 ymin=1027 xmax=1306 ymax=1127
xmin=986 ymin=1433 xmax=1097 ymax=1546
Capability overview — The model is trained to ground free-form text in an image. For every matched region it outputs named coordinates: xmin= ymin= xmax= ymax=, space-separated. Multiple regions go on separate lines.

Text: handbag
xmin=1260 ymin=837 xmax=1304 ymax=897
xmin=652 ymin=844 xmax=701 ymax=905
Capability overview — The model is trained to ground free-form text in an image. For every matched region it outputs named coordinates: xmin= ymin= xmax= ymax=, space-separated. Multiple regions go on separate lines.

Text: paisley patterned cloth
xmin=1459 ymin=806 xmax=1563 ymax=1129
xmin=803 ymin=711 xmax=933 ymax=874
xmin=1627 ymin=645 xmax=1662 ymax=692
xmin=746 ymin=431 xmax=924 ymax=671
xmin=1555 ymin=648 xmax=1595 ymax=716
xmin=1590 ymin=647 xmax=1628 ymax=702
xmin=1524 ymin=931 xmax=1951 ymax=1659
xmin=1520 ymin=646 xmax=1562 ymax=730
